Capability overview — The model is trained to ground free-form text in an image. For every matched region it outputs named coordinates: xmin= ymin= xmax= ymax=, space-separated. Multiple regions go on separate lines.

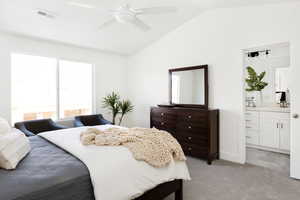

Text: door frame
xmin=240 ymin=42 xmax=292 ymax=174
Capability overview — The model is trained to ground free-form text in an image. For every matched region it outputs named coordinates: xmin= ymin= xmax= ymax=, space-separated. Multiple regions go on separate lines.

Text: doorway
xmin=243 ymin=43 xmax=291 ymax=175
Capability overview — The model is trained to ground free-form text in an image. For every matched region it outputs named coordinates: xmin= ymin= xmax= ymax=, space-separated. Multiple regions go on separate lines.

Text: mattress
xmin=0 ymin=136 xmax=95 ymax=200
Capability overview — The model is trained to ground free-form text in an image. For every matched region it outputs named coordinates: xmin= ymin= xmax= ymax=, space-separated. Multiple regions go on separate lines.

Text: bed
xmin=0 ymin=125 xmax=189 ymax=200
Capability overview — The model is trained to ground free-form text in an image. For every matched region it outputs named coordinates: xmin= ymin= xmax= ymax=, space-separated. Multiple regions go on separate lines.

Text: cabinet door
xmin=260 ymin=113 xmax=280 ymax=148
xmin=279 ymin=119 xmax=290 ymax=151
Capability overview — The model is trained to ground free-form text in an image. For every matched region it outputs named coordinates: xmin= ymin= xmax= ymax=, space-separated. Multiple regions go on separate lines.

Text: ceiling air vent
xmin=36 ymin=9 xmax=56 ymax=18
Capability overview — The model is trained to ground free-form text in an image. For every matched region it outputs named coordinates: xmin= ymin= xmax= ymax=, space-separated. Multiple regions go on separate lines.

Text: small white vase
xmin=255 ymin=91 xmax=263 ymax=107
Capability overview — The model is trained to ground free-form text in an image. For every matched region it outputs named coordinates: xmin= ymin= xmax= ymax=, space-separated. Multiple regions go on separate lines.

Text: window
xmin=59 ymin=60 xmax=93 ymax=118
xmin=11 ymin=53 xmax=93 ymax=124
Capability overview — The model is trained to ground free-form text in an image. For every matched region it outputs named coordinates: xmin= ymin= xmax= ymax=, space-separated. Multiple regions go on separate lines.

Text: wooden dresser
xmin=150 ymin=106 xmax=219 ymax=164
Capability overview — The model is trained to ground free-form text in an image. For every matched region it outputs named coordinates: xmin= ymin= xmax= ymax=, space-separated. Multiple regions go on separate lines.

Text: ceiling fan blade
xmin=134 ymin=6 xmax=177 ymax=15
xmin=98 ymin=19 xmax=116 ymax=30
xmin=68 ymin=1 xmax=96 ymax=9
xmin=129 ymin=18 xmax=151 ymax=32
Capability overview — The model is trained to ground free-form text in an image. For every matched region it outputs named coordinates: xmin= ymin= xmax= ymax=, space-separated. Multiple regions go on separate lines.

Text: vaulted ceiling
xmin=0 ymin=0 xmax=298 ymax=55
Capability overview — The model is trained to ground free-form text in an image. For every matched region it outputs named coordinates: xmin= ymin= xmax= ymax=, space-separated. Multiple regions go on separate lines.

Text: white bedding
xmin=39 ymin=125 xmax=190 ymax=200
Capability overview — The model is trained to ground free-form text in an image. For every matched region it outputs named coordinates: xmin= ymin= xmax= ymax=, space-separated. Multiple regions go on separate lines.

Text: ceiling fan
xmin=68 ymin=1 xmax=178 ymax=32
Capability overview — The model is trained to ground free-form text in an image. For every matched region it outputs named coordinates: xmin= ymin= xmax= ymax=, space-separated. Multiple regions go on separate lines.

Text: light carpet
xmin=166 ymin=157 xmax=300 ymax=200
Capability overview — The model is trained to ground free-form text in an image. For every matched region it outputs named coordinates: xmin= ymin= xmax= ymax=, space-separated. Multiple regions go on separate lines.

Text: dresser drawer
xmin=151 ymin=120 xmax=176 ymax=134
xmin=180 ymin=142 xmax=208 ymax=158
xmin=151 ymin=107 xmax=177 ymax=120
xmin=174 ymin=134 xmax=208 ymax=146
xmin=176 ymin=122 xmax=208 ymax=134
xmin=177 ymin=109 xmax=208 ymax=123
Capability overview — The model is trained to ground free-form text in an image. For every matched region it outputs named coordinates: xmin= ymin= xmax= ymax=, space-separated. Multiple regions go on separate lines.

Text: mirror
xmin=169 ymin=65 xmax=208 ymax=108
xmin=275 ymin=67 xmax=289 ymax=92
xmin=275 ymin=67 xmax=290 ymax=103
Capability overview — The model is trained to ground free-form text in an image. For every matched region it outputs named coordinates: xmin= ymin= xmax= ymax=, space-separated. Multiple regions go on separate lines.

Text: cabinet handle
xmin=293 ymin=114 xmax=299 ymax=119
xmin=246 ymin=126 xmax=252 ymax=129
xmin=245 ymin=120 xmax=251 ymax=122
xmin=188 ymin=136 xmax=192 ymax=140
xmin=161 ymin=122 xmax=165 ymax=125
xmin=277 ymin=123 xmax=279 ymax=129
xmin=281 ymin=123 xmax=283 ymax=129
xmin=188 ymin=115 xmax=192 ymax=119
xmin=161 ymin=113 xmax=164 ymax=116
xmin=246 ymin=136 xmax=251 ymax=139
xmin=188 ymin=126 xmax=192 ymax=129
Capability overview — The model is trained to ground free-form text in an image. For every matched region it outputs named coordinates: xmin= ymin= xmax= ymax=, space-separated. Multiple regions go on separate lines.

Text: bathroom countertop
xmin=246 ymin=106 xmax=290 ymax=113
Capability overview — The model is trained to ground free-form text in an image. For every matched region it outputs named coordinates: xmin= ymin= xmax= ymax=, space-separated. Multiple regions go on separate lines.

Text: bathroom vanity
xmin=245 ymin=107 xmax=290 ymax=154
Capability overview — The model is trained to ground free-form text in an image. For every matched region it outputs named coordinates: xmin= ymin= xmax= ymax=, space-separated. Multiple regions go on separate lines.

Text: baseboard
xmin=247 ymin=144 xmax=290 ymax=155
xmin=220 ymin=151 xmax=245 ymax=164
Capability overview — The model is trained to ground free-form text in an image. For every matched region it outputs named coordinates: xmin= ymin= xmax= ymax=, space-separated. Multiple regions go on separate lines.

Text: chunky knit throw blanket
xmin=80 ymin=127 xmax=186 ymax=168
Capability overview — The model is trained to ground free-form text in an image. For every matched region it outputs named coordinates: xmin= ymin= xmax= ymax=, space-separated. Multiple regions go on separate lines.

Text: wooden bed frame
xmin=135 ymin=179 xmax=183 ymax=200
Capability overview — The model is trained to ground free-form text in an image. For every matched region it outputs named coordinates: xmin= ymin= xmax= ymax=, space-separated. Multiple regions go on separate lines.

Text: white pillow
xmin=0 ymin=129 xmax=31 ymax=170
xmin=0 ymin=117 xmax=11 ymax=136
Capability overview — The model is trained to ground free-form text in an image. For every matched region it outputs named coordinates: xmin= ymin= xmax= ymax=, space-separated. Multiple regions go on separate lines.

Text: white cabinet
xmin=245 ymin=110 xmax=290 ymax=153
xmin=245 ymin=111 xmax=260 ymax=145
xmin=260 ymin=113 xmax=279 ymax=148
xmin=246 ymin=130 xmax=260 ymax=145
xmin=279 ymin=119 xmax=290 ymax=151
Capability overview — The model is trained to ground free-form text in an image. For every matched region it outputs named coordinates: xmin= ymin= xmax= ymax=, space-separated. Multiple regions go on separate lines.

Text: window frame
xmin=11 ymin=52 xmax=96 ymax=122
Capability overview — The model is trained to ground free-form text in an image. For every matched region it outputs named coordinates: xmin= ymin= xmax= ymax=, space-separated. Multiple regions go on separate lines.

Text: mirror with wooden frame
xmin=169 ymin=65 xmax=208 ymax=108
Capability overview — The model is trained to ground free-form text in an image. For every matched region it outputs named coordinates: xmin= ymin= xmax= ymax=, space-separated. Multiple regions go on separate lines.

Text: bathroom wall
xmin=244 ymin=43 xmax=290 ymax=106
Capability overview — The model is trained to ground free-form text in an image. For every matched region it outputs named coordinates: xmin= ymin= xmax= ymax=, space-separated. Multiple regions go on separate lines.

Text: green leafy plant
xmin=118 ymin=100 xmax=134 ymax=125
xmin=102 ymin=92 xmax=134 ymax=125
xmin=245 ymin=66 xmax=268 ymax=92
xmin=102 ymin=92 xmax=120 ymax=124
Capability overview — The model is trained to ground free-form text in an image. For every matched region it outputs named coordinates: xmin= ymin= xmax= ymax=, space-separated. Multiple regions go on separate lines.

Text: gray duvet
xmin=0 ymin=136 xmax=95 ymax=200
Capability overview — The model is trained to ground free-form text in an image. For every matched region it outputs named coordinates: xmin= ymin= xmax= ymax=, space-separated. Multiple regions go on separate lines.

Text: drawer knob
xmin=188 ymin=115 xmax=192 ymax=119
xmin=188 ymin=136 xmax=192 ymax=140
xmin=188 ymin=126 xmax=192 ymax=129
xmin=161 ymin=113 xmax=164 ymax=116
xmin=188 ymin=147 xmax=192 ymax=151
xmin=161 ymin=122 xmax=165 ymax=125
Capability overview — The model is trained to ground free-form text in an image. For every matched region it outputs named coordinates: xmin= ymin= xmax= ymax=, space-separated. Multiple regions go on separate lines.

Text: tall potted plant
xmin=118 ymin=100 xmax=134 ymax=125
xmin=102 ymin=92 xmax=134 ymax=125
xmin=245 ymin=66 xmax=268 ymax=106
xmin=102 ymin=92 xmax=120 ymax=124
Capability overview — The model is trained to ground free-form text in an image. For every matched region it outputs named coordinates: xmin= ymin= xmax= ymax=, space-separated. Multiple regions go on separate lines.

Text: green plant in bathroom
xmin=245 ymin=66 xmax=268 ymax=92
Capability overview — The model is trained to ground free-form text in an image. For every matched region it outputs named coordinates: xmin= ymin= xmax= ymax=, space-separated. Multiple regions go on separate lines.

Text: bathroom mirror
xmin=275 ymin=67 xmax=289 ymax=92
xmin=169 ymin=65 xmax=208 ymax=108
xmin=275 ymin=67 xmax=290 ymax=103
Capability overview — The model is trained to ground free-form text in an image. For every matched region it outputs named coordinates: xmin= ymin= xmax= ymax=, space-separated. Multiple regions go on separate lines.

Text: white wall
xmin=0 ymin=32 xmax=127 ymax=125
xmin=126 ymin=2 xmax=300 ymax=163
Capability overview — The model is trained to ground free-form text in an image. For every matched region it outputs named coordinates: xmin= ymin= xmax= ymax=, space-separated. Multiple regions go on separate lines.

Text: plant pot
xmin=247 ymin=91 xmax=263 ymax=107
xmin=255 ymin=91 xmax=264 ymax=107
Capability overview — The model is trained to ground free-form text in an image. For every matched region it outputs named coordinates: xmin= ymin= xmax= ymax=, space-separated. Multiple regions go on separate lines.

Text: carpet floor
xmin=166 ymin=157 xmax=300 ymax=200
